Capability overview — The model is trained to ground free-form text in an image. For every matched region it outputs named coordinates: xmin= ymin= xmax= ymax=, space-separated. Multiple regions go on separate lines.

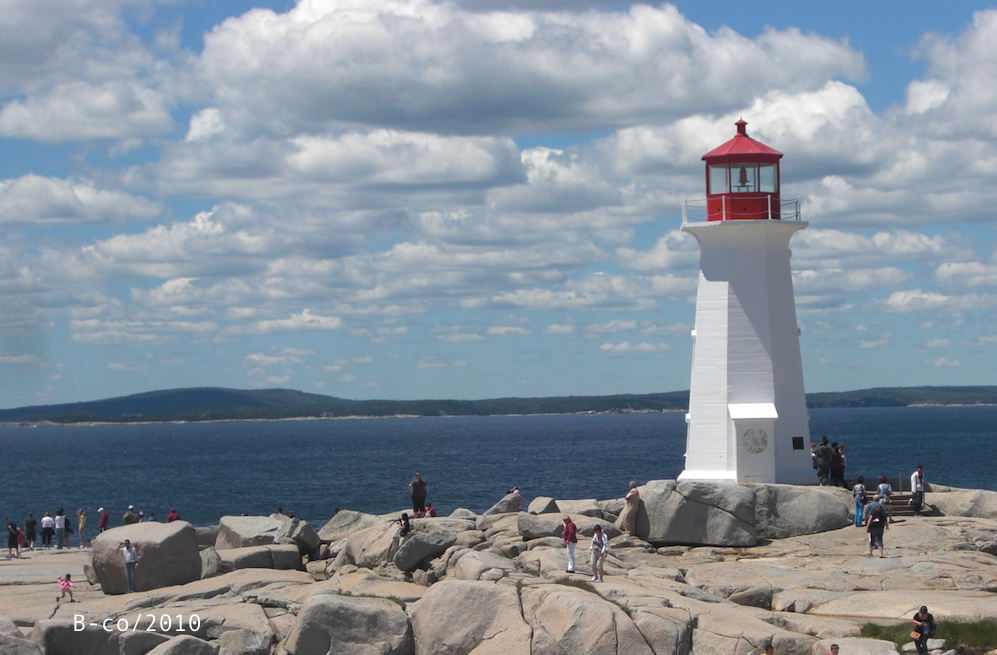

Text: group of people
xmin=791 ymin=606 xmax=936 ymax=655
xmin=6 ymin=509 xmax=87 ymax=557
xmin=4 ymin=505 xmax=183 ymax=558
xmin=811 ymin=436 xmax=848 ymax=487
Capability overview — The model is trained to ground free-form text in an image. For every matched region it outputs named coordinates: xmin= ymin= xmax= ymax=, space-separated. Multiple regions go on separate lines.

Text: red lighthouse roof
xmin=702 ymin=120 xmax=782 ymax=164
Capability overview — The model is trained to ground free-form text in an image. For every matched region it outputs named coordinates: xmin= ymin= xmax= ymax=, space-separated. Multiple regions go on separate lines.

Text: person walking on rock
xmin=118 ymin=539 xmax=139 ymax=593
xmin=408 ymin=473 xmax=428 ymax=518
xmin=620 ymin=481 xmax=640 ymax=535
xmin=911 ymin=605 xmax=935 ymax=655
xmin=23 ymin=513 xmax=36 ymax=551
xmin=910 ymin=465 xmax=925 ymax=516
xmin=123 ymin=505 xmax=138 ymax=525
xmin=562 ymin=515 xmax=578 ymax=573
xmin=865 ymin=495 xmax=888 ymax=557
xmin=589 ymin=524 xmax=609 ymax=583
xmin=852 ymin=476 xmax=867 ymax=527
xmin=97 ymin=507 xmax=109 ymax=533
xmin=57 ymin=574 xmax=75 ymax=603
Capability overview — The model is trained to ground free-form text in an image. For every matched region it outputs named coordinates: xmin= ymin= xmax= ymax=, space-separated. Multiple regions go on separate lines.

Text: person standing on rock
xmin=589 ymin=524 xmax=609 ymax=583
xmin=409 ymin=473 xmax=428 ymax=518
xmin=865 ymin=495 xmax=888 ymax=557
xmin=23 ymin=513 xmax=36 ymax=551
xmin=53 ymin=509 xmax=66 ymax=550
xmin=852 ymin=476 xmax=867 ymax=527
xmin=123 ymin=505 xmax=138 ymax=525
xmin=39 ymin=512 xmax=54 ymax=548
xmin=6 ymin=517 xmax=20 ymax=558
xmin=118 ymin=539 xmax=139 ymax=593
xmin=620 ymin=481 xmax=640 ymax=535
xmin=911 ymin=605 xmax=935 ymax=655
xmin=76 ymin=509 xmax=86 ymax=548
xmin=877 ymin=475 xmax=894 ymax=523
xmin=829 ymin=442 xmax=845 ymax=488
xmin=910 ymin=465 xmax=925 ymax=516
xmin=97 ymin=507 xmax=109 ymax=533
xmin=562 ymin=515 xmax=578 ymax=573
xmin=813 ymin=437 xmax=832 ymax=485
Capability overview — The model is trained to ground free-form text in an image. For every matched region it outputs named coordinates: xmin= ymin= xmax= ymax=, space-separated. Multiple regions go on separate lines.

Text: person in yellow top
xmin=76 ymin=509 xmax=87 ymax=549
xmin=620 ymin=481 xmax=640 ymax=535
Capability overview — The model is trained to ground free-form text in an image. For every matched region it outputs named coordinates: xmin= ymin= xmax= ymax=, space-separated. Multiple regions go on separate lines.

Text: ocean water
xmin=1 ymin=405 xmax=994 ymax=530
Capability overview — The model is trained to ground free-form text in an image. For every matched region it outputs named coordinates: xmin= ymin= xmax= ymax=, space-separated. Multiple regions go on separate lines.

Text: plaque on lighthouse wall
xmin=742 ymin=427 xmax=769 ymax=454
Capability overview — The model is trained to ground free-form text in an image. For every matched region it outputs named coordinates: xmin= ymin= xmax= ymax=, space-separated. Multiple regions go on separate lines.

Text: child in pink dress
xmin=57 ymin=574 xmax=75 ymax=602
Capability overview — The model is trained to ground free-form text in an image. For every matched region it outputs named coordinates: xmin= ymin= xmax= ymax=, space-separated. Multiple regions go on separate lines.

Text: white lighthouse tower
xmin=677 ymin=120 xmax=813 ymax=485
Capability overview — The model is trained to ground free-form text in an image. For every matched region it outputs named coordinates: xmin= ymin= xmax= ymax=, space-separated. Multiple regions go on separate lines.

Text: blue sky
xmin=2 ymin=0 xmax=997 ymax=408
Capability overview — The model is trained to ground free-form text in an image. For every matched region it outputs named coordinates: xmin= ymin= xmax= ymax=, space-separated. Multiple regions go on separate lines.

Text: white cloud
xmin=928 ymin=357 xmax=961 ymax=368
xmin=243 ymin=309 xmax=343 ymax=334
xmin=924 ymin=339 xmax=951 ymax=349
xmin=244 ymin=353 xmax=302 ymax=366
xmin=0 ymin=353 xmax=45 ymax=367
xmin=486 ymin=326 xmax=530 ymax=336
xmin=544 ymin=323 xmax=575 ymax=335
xmin=859 ymin=333 xmax=892 ymax=349
xmin=0 ymin=175 xmax=161 ymax=226
xmin=585 ymin=320 xmax=636 ymax=336
xmin=599 ymin=341 xmax=670 ymax=355
xmin=198 ymin=2 xmax=864 ymax=135
xmin=267 ymin=375 xmax=291 ymax=384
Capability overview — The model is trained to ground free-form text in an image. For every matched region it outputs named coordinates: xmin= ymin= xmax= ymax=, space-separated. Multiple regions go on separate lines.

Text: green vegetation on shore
xmin=861 ymin=618 xmax=997 ymax=654
xmin=1 ymin=385 xmax=996 ymax=425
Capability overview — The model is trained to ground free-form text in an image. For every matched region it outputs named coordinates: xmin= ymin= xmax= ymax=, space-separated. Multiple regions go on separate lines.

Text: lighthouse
xmin=677 ymin=120 xmax=813 ymax=485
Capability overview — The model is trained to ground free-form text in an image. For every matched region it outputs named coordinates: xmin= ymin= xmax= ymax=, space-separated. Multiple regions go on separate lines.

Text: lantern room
xmin=702 ymin=119 xmax=783 ymax=221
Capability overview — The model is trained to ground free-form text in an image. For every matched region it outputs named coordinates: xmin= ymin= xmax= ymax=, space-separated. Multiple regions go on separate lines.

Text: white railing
xmin=682 ymin=197 xmax=801 ymax=223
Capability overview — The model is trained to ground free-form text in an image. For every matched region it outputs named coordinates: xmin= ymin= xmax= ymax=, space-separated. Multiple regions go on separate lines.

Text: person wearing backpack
xmin=852 ymin=476 xmax=868 ymax=527
xmin=877 ymin=475 xmax=894 ymax=523
xmin=865 ymin=495 xmax=889 ymax=557
xmin=813 ymin=437 xmax=832 ymax=485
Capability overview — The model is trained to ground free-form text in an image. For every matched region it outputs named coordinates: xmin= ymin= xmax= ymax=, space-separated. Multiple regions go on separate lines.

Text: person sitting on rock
xmin=911 ymin=605 xmax=935 ymax=655
xmin=395 ymin=513 xmax=411 ymax=537
xmin=423 ymin=503 xmax=437 ymax=518
xmin=167 ymin=508 xmax=181 ymax=523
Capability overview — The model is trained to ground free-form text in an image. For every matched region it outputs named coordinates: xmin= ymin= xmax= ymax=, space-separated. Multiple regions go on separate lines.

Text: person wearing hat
xmin=96 ymin=507 xmax=109 ymax=533
xmin=122 ymin=506 xmax=138 ymax=525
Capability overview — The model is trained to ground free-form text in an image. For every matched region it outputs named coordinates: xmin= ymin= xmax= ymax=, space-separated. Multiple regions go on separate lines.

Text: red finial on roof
xmin=735 ymin=118 xmax=747 ymax=136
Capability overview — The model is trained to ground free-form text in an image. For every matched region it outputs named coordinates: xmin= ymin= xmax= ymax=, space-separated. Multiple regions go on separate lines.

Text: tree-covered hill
xmin=1 ymin=385 xmax=995 ymax=424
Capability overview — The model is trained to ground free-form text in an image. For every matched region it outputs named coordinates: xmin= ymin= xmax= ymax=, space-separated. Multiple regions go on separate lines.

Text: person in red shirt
xmin=96 ymin=508 xmax=109 ymax=533
xmin=166 ymin=508 xmax=181 ymax=523
xmin=562 ymin=515 xmax=578 ymax=573
xmin=423 ymin=503 xmax=437 ymax=517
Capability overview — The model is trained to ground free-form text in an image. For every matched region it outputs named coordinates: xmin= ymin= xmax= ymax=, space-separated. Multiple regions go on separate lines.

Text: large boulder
xmin=216 ymin=629 xmax=271 ymax=655
xmin=273 ymin=515 xmax=322 ymax=553
xmin=528 ymin=497 xmax=558 ymax=515
xmin=393 ymin=530 xmax=458 ymax=572
xmin=343 ymin=523 xmax=401 ymax=569
xmin=317 ymin=511 xmax=383 ymax=542
xmin=30 ymin=620 xmax=118 ymax=655
xmin=282 ymin=593 xmax=413 ymax=655
xmin=517 ymin=514 xmax=620 ymax=541
xmin=450 ymin=550 xmax=517 ymax=581
xmin=144 ymin=635 xmax=218 ymax=655
xmin=0 ymin=633 xmax=43 ymax=655
xmin=555 ymin=499 xmax=604 ymax=519
xmin=216 ymin=544 xmax=302 ymax=571
xmin=483 ymin=493 xmax=524 ymax=516
xmin=751 ymin=484 xmax=852 ymax=539
xmin=929 ymin=488 xmax=997 ymax=518
xmin=91 ymin=522 xmax=201 ymax=594
xmin=639 ymin=480 xmax=756 ymax=547
xmin=409 ymin=581 xmax=531 ymax=654
xmin=216 ymin=516 xmax=283 ymax=550
xmin=521 ymin=584 xmax=655 ymax=655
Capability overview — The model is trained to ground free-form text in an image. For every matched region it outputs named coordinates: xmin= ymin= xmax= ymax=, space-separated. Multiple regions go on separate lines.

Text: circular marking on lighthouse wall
xmin=743 ymin=428 xmax=768 ymax=454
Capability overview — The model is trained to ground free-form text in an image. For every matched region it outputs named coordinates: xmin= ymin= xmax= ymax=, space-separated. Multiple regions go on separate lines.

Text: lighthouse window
xmin=732 ymin=163 xmax=757 ymax=193
xmin=708 ymin=165 xmax=728 ymax=194
xmin=759 ymin=163 xmax=778 ymax=193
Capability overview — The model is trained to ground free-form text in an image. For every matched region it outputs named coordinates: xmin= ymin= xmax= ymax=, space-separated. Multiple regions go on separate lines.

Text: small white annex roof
xmin=728 ymin=403 xmax=778 ymax=420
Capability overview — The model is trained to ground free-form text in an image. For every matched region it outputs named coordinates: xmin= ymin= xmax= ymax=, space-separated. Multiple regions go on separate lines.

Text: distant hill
xmin=1 ymin=385 xmax=995 ymax=424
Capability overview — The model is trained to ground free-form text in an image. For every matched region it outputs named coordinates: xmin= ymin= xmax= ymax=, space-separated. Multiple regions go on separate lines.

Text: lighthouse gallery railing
xmin=682 ymin=197 xmax=801 ymax=223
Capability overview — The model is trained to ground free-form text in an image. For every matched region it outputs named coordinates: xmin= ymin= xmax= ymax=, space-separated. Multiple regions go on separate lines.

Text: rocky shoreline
xmin=3 ymin=481 xmax=997 ymax=655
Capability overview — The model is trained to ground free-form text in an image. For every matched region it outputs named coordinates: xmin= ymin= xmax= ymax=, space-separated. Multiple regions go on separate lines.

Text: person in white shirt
xmin=118 ymin=539 xmax=139 ymax=593
xmin=910 ymin=465 xmax=925 ymax=516
xmin=588 ymin=525 xmax=610 ymax=583
xmin=39 ymin=513 xmax=55 ymax=549
xmin=53 ymin=510 xmax=66 ymax=550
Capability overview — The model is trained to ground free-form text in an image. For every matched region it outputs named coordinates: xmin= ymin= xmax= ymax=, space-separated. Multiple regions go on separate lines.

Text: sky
xmin=2 ymin=0 xmax=997 ymax=409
